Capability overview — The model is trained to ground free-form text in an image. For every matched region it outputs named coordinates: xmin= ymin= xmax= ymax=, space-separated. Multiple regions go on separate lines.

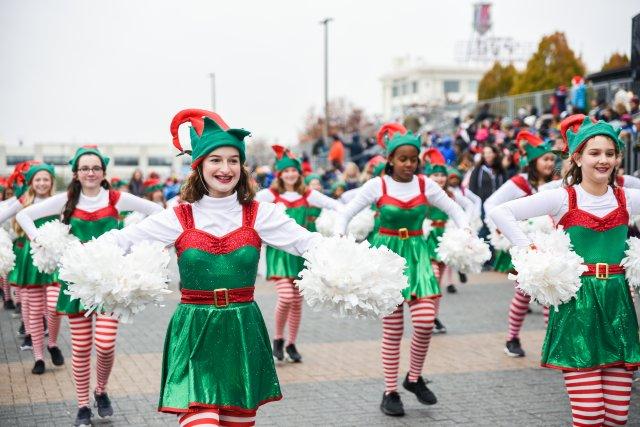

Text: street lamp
xmin=319 ymin=17 xmax=333 ymax=149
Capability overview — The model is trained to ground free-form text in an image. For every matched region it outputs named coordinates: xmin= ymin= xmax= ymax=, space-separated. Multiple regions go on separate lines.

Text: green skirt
xmin=158 ymin=301 xmax=282 ymax=413
xmin=16 ymin=240 xmax=57 ymax=287
xmin=56 ymin=280 xmax=85 ymax=315
xmin=425 ymin=227 xmax=445 ymax=262
xmin=266 ymin=246 xmax=304 ymax=280
xmin=492 ymin=250 xmax=514 ymax=273
xmin=7 ymin=238 xmax=26 ymax=286
xmin=541 ymin=274 xmax=640 ymax=371
xmin=372 ymin=234 xmax=439 ymax=300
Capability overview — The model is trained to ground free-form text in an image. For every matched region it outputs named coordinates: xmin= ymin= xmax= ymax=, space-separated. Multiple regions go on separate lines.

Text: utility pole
xmin=208 ymin=72 xmax=216 ymax=111
xmin=319 ymin=18 xmax=333 ymax=150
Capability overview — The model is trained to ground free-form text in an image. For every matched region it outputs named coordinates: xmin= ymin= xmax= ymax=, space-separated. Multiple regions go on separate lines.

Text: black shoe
xmin=3 ymin=299 xmax=15 ymax=310
xmin=94 ymin=391 xmax=113 ymax=418
xmin=48 ymin=346 xmax=65 ymax=366
xmin=446 ymin=284 xmax=457 ymax=294
xmin=403 ymin=374 xmax=437 ymax=405
xmin=526 ymin=307 xmax=532 ymax=314
xmin=74 ymin=406 xmax=92 ymax=427
xmin=285 ymin=344 xmax=302 ymax=363
xmin=20 ymin=335 xmax=32 ymax=351
xmin=458 ymin=272 xmax=467 ymax=283
xmin=272 ymin=338 xmax=284 ymax=361
xmin=17 ymin=321 xmax=25 ymax=338
xmin=31 ymin=360 xmax=45 ymax=375
xmin=433 ymin=318 xmax=446 ymax=334
xmin=380 ymin=391 xmax=405 ymax=416
xmin=504 ymin=338 xmax=525 ymax=357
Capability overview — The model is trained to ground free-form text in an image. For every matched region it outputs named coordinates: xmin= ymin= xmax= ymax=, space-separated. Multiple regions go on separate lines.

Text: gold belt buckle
xmin=213 ymin=288 xmax=229 ymax=307
xmin=398 ymin=227 xmax=409 ymax=240
xmin=595 ymin=263 xmax=609 ymax=280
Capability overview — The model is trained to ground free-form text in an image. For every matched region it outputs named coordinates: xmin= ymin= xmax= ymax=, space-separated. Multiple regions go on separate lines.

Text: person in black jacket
xmin=468 ymin=145 xmax=507 ymax=204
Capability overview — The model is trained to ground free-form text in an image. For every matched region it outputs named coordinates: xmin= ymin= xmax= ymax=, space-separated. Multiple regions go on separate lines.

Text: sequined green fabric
xmin=541 ymin=224 xmax=640 ymax=370
xmin=492 ymin=250 xmax=514 ymax=273
xmin=266 ymin=204 xmax=307 ymax=279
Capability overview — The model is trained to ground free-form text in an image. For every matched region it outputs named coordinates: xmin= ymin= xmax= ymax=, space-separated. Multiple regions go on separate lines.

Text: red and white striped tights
xmin=68 ymin=315 xmax=119 ymax=407
xmin=45 ymin=284 xmax=62 ymax=347
xmin=381 ymin=297 xmax=440 ymax=392
xmin=1 ymin=277 xmax=10 ymax=302
xmin=507 ymin=288 xmax=549 ymax=340
xmin=25 ymin=287 xmax=46 ymax=360
xmin=273 ymin=278 xmax=302 ymax=344
xmin=563 ymin=368 xmax=633 ymax=426
xmin=19 ymin=287 xmax=30 ymax=336
xmin=178 ymin=409 xmax=256 ymax=427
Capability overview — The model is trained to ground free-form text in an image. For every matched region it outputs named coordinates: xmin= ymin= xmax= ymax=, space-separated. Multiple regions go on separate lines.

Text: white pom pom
xmin=630 ymin=215 xmax=640 ymax=228
xmin=470 ymin=216 xmax=483 ymax=234
xmin=621 ymin=237 xmax=640 ymax=288
xmin=436 ymin=228 xmax=491 ymax=273
xmin=422 ymin=218 xmax=433 ymax=237
xmin=30 ymin=220 xmax=78 ymax=274
xmin=123 ymin=212 xmax=146 ymax=228
xmin=508 ymin=227 xmax=587 ymax=310
xmin=519 ymin=215 xmax=554 ymax=235
xmin=315 ymin=209 xmax=338 ymax=237
xmin=488 ymin=228 xmax=512 ymax=251
xmin=347 ymin=208 xmax=375 ymax=241
xmin=59 ymin=239 xmax=172 ymax=323
xmin=296 ymin=236 xmax=407 ymax=319
xmin=0 ymin=228 xmax=16 ymax=276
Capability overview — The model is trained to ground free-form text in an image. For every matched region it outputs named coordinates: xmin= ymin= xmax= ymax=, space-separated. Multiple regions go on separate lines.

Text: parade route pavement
xmin=1 ymin=272 xmax=639 ymax=426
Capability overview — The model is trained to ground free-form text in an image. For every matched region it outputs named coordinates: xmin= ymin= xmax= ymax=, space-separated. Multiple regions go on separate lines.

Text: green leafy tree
xmin=477 ymin=61 xmax=518 ymax=100
xmin=510 ymin=32 xmax=585 ymax=95
xmin=601 ymin=52 xmax=630 ymax=71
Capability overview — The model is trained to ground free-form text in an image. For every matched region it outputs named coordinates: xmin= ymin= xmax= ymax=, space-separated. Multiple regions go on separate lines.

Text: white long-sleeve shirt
xmin=335 ymin=175 xmax=469 ymax=234
xmin=255 ymin=188 xmax=342 ymax=211
xmin=16 ymin=188 xmax=162 ymax=240
xmin=540 ymin=175 xmax=640 ymax=192
xmin=451 ymin=187 xmax=481 ymax=218
xmin=0 ymin=197 xmax=24 ymax=224
xmin=489 ymin=184 xmax=640 ymax=247
xmin=99 ymin=192 xmax=321 ymax=256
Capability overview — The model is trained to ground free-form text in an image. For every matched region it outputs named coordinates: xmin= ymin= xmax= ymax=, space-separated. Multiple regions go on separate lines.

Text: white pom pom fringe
xmin=621 ymin=237 xmax=640 ymax=289
xmin=59 ymin=239 xmax=172 ymax=323
xmin=296 ymin=236 xmax=407 ymax=319
xmin=422 ymin=218 xmax=433 ymax=237
xmin=519 ymin=215 xmax=554 ymax=236
xmin=30 ymin=220 xmax=78 ymax=274
xmin=0 ymin=228 xmax=16 ymax=276
xmin=315 ymin=209 xmax=338 ymax=237
xmin=508 ymin=227 xmax=587 ymax=311
xmin=123 ymin=212 xmax=146 ymax=228
xmin=347 ymin=208 xmax=375 ymax=241
xmin=488 ymin=228 xmax=511 ymax=251
xmin=437 ymin=228 xmax=491 ymax=274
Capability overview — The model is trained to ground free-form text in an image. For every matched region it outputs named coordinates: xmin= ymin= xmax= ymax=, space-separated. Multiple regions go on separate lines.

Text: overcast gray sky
xmin=1 ymin=0 xmax=638 ymax=148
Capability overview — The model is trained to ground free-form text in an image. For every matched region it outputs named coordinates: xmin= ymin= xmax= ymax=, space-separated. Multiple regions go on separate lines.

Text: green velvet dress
xmin=15 ymin=215 xmax=59 ymax=288
xmin=7 ymin=236 xmax=26 ymax=287
xmin=371 ymin=176 xmax=440 ymax=300
xmin=159 ymin=201 xmax=281 ymax=414
xmin=424 ymin=205 xmax=448 ymax=262
xmin=492 ymin=250 xmax=514 ymax=273
xmin=541 ymin=186 xmax=640 ymax=371
xmin=56 ymin=190 xmax=121 ymax=315
xmin=265 ymin=189 xmax=310 ymax=280
xmin=306 ymin=206 xmax=321 ymax=233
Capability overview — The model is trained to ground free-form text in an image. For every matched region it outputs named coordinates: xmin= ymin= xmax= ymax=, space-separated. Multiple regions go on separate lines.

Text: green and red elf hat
xmin=7 ymin=160 xmax=38 ymax=198
xmin=110 ymin=177 xmax=128 ymax=189
xmin=143 ymin=178 xmax=163 ymax=194
xmin=565 ymin=116 xmax=624 ymax=157
xmin=170 ymin=109 xmax=250 ymax=168
xmin=69 ymin=145 xmax=110 ymax=171
xmin=376 ymin=123 xmax=421 ymax=156
xmin=304 ymin=173 xmax=321 ymax=185
xmin=559 ymin=114 xmax=597 ymax=155
xmin=25 ymin=162 xmax=55 ymax=184
xmin=272 ymin=145 xmax=302 ymax=173
xmin=447 ymin=166 xmax=463 ymax=179
xmin=422 ymin=148 xmax=447 ymax=175
xmin=514 ymin=130 xmax=554 ymax=167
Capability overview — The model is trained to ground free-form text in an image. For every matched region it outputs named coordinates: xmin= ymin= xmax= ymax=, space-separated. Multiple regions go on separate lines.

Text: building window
xmin=392 ymin=85 xmax=399 ymax=97
xmin=148 ymin=156 xmax=172 ymax=166
xmin=443 ymin=80 xmax=460 ymax=94
xmin=412 ymin=81 xmax=418 ymax=94
xmin=7 ymin=155 xmax=33 ymax=166
xmin=43 ymin=155 xmax=68 ymax=165
xmin=114 ymin=156 xmax=139 ymax=166
xmin=468 ymin=80 xmax=479 ymax=93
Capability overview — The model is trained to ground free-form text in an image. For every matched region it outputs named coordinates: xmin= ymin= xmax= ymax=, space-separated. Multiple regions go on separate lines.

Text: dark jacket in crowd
xmin=468 ymin=164 xmax=507 ymax=204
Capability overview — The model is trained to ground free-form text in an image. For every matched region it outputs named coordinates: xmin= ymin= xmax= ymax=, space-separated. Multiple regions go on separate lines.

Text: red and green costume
xmin=159 ymin=201 xmax=281 ymax=414
xmin=14 ymin=215 xmax=59 ymax=289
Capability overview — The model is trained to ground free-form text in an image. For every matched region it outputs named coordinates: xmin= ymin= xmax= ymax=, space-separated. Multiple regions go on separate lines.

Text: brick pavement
xmin=1 ymin=272 xmax=639 ymax=426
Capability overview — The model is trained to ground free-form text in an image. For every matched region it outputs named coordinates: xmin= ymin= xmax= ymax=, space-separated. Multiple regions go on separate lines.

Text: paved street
xmin=1 ymin=272 xmax=639 ymax=426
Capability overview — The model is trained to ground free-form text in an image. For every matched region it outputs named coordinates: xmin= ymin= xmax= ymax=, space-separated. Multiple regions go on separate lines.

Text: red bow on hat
xmin=7 ymin=160 xmax=38 ymax=189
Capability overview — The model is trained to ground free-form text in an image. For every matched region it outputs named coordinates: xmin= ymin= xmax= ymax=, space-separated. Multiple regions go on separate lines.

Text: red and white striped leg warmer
xmin=407 ymin=298 xmax=438 ymax=382
xmin=274 ymin=278 xmax=295 ymax=340
xmin=563 ymin=369 xmax=605 ymax=427
xmin=543 ymin=305 xmax=549 ymax=327
xmin=286 ymin=285 xmax=303 ymax=344
xmin=1 ymin=277 xmax=10 ymax=302
xmin=94 ymin=315 xmax=118 ymax=395
xmin=26 ymin=287 xmax=46 ymax=361
xmin=602 ymin=367 xmax=633 ymax=426
xmin=381 ymin=304 xmax=404 ymax=393
xmin=45 ymin=284 xmax=62 ymax=347
xmin=219 ymin=409 xmax=257 ymax=427
xmin=20 ymin=287 xmax=30 ymax=335
xmin=507 ymin=289 xmax=531 ymax=340
xmin=69 ymin=316 xmax=93 ymax=407
xmin=179 ymin=411 xmax=220 ymax=427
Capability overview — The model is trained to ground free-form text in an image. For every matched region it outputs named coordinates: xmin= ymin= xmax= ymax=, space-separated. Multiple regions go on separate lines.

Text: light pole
xmin=319 ymin=17 xmax=333 ymax=150
xmin=208 ymin=72 xmax=216 ymax=111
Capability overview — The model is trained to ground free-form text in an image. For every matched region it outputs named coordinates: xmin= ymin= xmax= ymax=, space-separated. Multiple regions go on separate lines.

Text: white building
xmin=381 ymin=57 xmax=486 ymax=120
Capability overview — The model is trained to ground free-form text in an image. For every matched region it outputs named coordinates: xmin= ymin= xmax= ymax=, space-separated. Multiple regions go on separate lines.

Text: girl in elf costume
xmin=16 ymin=146 xmax=161 ymax=427
xmin=336 ymin=124 xmax=470 ymax=417
xmin=483 ymin=130 xmax=556 ymax=358
xmin=303 ymin=173 xmax=322 ymax=233
xmin=97 ymin=109 xmax=326 ymax=427
xmin=489 ymin=117 xmax=640 ymax=427
xmin=255 ymin=145 xmax=341 ymax=363
xmin=0 ymin=178 xmax=17 ymax=310
xmin=144 ymin=177 xmax=166 ymax=208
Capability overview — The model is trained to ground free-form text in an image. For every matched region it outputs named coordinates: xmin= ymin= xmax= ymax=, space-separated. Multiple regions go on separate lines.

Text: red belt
xmin=431 ymin=220 xmax=447 ymax=228
xmin=180 ymin=287 xmax=254 ymax=307
xmin=378 ymin=227 xmax=422 ymax=240
xmin=581 ymin=263 xmax=624 ymax=280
